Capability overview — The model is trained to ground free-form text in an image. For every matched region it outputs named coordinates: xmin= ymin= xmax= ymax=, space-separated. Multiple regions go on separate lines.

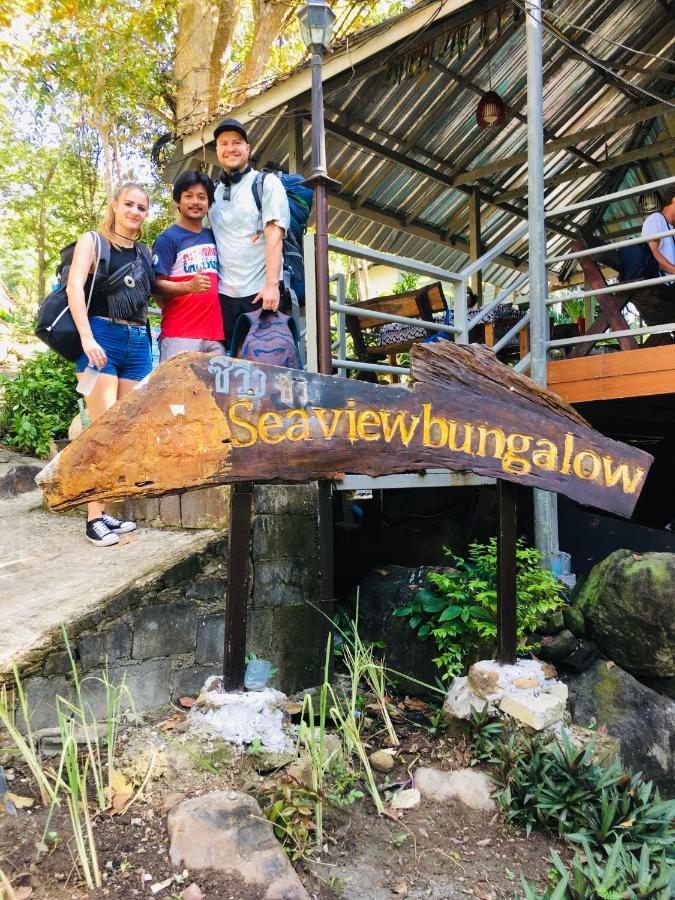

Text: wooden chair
xmin=345 ymin=282 xmax=448 ymax=377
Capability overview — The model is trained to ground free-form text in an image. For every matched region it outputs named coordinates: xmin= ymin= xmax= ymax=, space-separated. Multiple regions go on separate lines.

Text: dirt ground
xmin=0 ymin=700 xmax=569 ymax=900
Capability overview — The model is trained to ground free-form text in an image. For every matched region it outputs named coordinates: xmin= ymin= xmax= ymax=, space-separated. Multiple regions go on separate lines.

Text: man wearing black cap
xmin=209 ymin=118 xmax=291 ymax=345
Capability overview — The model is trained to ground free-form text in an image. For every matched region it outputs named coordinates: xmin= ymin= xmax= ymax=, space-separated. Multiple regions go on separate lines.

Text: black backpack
xmin=35 ymin=232 xmax=112 ymax=361
xmin=619 ymin=213 xmax=672 ymax=284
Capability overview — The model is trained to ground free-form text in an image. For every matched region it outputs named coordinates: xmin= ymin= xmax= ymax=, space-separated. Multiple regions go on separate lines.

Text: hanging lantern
xmin=638 ymin=191 xmax=661 ymax=214
xmin=476 ymin=91 xmax=506 ymax=129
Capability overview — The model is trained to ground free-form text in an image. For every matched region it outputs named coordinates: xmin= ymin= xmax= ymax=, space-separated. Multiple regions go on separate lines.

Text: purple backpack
xmin=230 ymin=309 xmax=302 ymax=369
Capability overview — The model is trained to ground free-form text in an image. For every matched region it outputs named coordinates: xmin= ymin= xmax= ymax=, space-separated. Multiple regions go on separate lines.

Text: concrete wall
xmin=17 ymin=484 xmax=326 ymax=730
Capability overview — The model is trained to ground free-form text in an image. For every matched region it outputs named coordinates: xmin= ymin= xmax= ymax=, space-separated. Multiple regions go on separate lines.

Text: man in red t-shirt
xmin=152 ymin=171 xmax=224 ymax=361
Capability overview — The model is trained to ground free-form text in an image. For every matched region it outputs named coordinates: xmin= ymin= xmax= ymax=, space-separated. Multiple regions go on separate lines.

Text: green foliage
xmin=259 ymin=782 xmax=319 ymax=861
xmin=394 ymin=539 xmax=565 ymax=678
xmin=521 ymin=838 xmax=675 ymax=899
xmin=468 ymin=711 xmax=675 ymax=897
xmin=392 ymin=272 xmax=421 ymax=294
xmin=326 ymin=759 xmax=364 ymax=808
xmin=0 ymin=351 xmax=78 ymax=457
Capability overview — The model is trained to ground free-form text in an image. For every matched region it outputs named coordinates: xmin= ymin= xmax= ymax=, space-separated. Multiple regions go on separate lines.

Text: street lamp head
xmin=297 ymin=0 xmax=336 ymax=51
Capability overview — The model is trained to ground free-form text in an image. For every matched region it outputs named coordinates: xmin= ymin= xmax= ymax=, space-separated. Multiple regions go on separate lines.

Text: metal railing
xmin=303 ymin=173 xmax=675 ymax=378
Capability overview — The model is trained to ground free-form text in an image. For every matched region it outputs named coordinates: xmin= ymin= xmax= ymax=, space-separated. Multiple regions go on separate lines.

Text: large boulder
xmin=567 ymin=660 xmax=675 ymax=795
xmin=574 ymin=550 xmax=675 ymax=697
xmin=354 ymin=565 xmax=441 ymax=694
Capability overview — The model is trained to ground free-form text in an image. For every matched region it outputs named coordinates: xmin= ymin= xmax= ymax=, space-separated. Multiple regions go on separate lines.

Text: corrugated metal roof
xmin=171 ymin=0 xmax=675 ymax=289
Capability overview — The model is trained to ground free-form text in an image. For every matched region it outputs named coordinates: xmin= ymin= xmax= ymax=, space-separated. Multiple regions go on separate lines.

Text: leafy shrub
xmin=0 ymin=351 xmax=78 ymax=457
xmin=394 ymin=538 xmax=565 ymax=678
xmin=468 ymin=710 xmax=675 ymax=896
xmin=258 ymin=781 xmax=319 ymax=860
xmin=521 ymin=837 xmax=675 ymax=899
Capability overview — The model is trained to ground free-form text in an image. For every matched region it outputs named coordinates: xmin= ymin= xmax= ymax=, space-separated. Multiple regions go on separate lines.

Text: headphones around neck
xmin=220 ymin=165 xmax=251 ymax=186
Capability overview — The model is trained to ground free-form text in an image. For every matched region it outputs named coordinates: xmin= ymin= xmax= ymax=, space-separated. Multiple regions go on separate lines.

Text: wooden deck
xmin=548 ymin=345 xmax=675 ymax=403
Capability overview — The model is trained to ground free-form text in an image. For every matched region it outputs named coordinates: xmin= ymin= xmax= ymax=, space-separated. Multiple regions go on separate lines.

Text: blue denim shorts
xmin=75 ymin=316 xmax=152 ymax=381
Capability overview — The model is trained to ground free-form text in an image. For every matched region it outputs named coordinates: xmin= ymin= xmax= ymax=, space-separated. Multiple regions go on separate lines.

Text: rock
xmin=468 ymin=663 xmax=501 ymax=699
xmin=537 ymin=630 xmax=578 ymax=664
xmin=181 ymin=886 xmax=204 ymax=900
xmin=0 ymin=465 xmax=42 ymax=498
xmin=167 ymin=791 xmax=309 ymax=899
xmin=563 ymin=639 xmax=598 ymax=673
xmin=443 ymin=676 xmax=495 ymax=722
xmin=500 ymin=692 xmax=566 ymax=730
xmin=414 ymin=767 xmax=495 ymax=812
xmin=563 ymin=605 xmax=586 ymax=638
xmin=391 ymin=788 xmax=421 ymax=810
xmin=369 ymin=749 xmax=395 ymax=772
xmin=353 ymin=565 xmax=447 ymax=694
xmin=568 ymin=660 xmax=675 ymax=793
xmin=250 ymin=749 xmax=295 ymax=773
xmin=575 ymin=550 xmax=675 ymax=697
xmin=538 ymin=610 xmax=565 ymax=635
xmin=287 ymin=734 xmax=343 ymax=787
xmin=540 ymin=662 xmax=558 ymax=679
xmin=556 ymin=724 xmax=620 ymax=769
xmin=512 ymin=677 xmax=539 ymax=689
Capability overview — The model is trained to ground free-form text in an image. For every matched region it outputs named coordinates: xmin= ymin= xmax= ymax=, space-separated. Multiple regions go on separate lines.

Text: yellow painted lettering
xmin=356 ymin=409 xmax=381 ymax=441
xmin=285 ymin=409 xmax=311 ymax=442
xmin=422 ymin=403 xmax=448 ymax=448
xmin=502 ymin=433 xmax=532 ymax=475
xmin=602 ymin=457 xmax=646 ymax=494
xmin=258 ymin=411 xmax=284 ymax=444
xmin=561 ymin=433 xmax=575 ymax=474
xmin=380 ymin=410 xmax=420 ymax=447
xmin=573 ymin=450 xmax=601 ymax=481
xmin=346 ymin=400 xmax=358 ymax=444
xmin=228 ymin=400 xmax=257 ymax=448
xmin=448 ymin=421 xmax=474 ymax=454
xmin=314 ymin=407 xmax=343 ymax=440
xmin=532 ymin=439 xmax=558 ymax=471
xmin=476 ymin=425 xmax=506 ymax=460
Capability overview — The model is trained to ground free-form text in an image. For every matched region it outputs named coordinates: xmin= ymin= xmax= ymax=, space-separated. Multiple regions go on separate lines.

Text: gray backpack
xmin=230 ymin=309 xmax=302 ymax=369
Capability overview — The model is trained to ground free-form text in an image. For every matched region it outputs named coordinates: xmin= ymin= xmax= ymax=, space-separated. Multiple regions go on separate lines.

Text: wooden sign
xmin=37 ymin=342 xmax=652 ymax=518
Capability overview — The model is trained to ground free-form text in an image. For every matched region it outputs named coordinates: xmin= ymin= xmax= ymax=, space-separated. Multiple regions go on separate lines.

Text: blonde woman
xmin=67 ymin=183 xmax=154 ymax=546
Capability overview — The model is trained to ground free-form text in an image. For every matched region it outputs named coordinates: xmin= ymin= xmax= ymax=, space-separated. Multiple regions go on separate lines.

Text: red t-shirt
xmin=152 ymin=224 xmax=223 ymax=340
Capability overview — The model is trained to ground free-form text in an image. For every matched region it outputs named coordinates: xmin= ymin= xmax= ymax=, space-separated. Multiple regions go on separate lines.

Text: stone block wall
xmin=14 ymin=483 xmax=327 ymax=729
xmin=18 ymin=536 xmax=228 ymax=730
xmin=109 ymin=485 xmax=231 ymax=530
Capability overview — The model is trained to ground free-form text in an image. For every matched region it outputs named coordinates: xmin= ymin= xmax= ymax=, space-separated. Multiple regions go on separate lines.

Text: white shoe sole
xmin=109 ymin=522 xmax=137 ymax=534
xmin=86 ymin=533 xmax=120 ymax=547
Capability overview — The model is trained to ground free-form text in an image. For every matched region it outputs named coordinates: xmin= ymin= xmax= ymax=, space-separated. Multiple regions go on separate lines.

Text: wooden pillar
xmin=223 ymin=481 xmax=253 ymax=690
xmin=287 ymin=115 xmax=304 ymax=174
xmin=496 ymin=479 xmax=517 ymax=664
xmin=469 ymin=188 xmax=482 ymax=304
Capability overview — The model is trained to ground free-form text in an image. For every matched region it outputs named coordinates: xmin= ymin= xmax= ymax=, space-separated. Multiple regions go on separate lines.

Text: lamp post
xmin=298 ymin=0 xmax=341 ymax=376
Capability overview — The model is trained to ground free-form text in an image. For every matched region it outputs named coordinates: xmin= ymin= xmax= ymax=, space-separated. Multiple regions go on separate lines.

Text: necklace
xmin=113 ymin=230 xmax=135 ymax=247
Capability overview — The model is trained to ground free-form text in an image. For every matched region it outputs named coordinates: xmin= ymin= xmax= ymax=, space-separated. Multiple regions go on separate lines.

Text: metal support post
xmin=496 ymin=479 xmax=517 ymax=664
xmin=526 ymin=0 xmax=558 ymax=566
xmin=224 ymin=481 xmax=253 ymax=690
xmin=469 ymin=188 xmax=482 ymax=304
xmin=287 ymin=115 xmax=304 ymax=174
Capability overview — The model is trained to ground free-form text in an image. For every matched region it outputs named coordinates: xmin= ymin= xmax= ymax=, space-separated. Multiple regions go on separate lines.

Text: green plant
xmin=392 ymin=272 xmax=421 ymax=294
xmin=521 ymin=837 xmax=675 ymax=899
xmin=394 ymin=538 xmax=565 ymax=678
xmin=468 ymin=703 xmax=504 ymax=763
xmin=259 ymin=782 xmax=319 ymax=860
xmin=246 ymin=737 xmax=265 ymax=756
xmin=326 ymin=759 xmax=364 ymax=807
xmin=0 ymin=351 xmax=78 ymax=457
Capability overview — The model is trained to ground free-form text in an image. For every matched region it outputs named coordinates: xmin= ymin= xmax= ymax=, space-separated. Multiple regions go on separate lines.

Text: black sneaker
xmin=101 ymin=513 xmax=137 ymax=534
xmin=86 ymin=518 xmax=119 ymax=547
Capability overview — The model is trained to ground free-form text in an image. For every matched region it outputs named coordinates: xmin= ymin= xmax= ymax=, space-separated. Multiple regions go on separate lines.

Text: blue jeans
xmin=76 ymin=317 xmax=152 ymax=381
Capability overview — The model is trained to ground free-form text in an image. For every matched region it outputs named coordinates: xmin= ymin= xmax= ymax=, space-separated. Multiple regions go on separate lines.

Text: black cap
xmin=213 ymin=118 xmax=248 ymax=142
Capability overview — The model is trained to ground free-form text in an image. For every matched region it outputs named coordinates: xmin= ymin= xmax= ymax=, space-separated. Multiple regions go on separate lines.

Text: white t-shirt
xmin=209 ymin=169 xmax=290 ymax=297
xmin=642 ymin=211 xmax=675 ymax=269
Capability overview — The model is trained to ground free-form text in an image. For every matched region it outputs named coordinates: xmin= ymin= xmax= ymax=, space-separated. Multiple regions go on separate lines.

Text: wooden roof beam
xmin=451 ymin=102 xmax=673 ymax=186
xmin=320 ymin=117 xmax=577 ymax=241
xmin=327 ymin=192 xmax=527 ymax=273
xmin=495 ymin=137 xmax=675 ymax=202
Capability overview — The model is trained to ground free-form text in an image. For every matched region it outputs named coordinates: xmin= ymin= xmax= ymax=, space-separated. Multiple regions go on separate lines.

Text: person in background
xmin=208 ymin=118 xmax=290 ymax=346
xmin=642 ymin=193 xmax=675 ymax=278
xmin=67 ymin=183 xmax=154 ymax=547
xmin=152 ymin=170 xmax=223 ymax=360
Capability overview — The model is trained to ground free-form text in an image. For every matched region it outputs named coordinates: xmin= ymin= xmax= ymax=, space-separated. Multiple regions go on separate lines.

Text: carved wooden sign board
xmin=38 ymin=342 xmax=652 ymax=518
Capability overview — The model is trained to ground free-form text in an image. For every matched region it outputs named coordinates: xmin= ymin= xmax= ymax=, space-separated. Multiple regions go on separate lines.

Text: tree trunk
xmin=229 ymin=0 xmax=293 ymax=106
xmin=36 ymin=158 xmax=59 ymax=303
xmin=175 ymin=0 xmax=240 ymax=133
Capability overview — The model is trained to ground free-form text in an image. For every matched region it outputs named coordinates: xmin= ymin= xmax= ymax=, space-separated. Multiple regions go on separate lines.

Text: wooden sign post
xmin=37 ymin=342 xmax=653 ymax=680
